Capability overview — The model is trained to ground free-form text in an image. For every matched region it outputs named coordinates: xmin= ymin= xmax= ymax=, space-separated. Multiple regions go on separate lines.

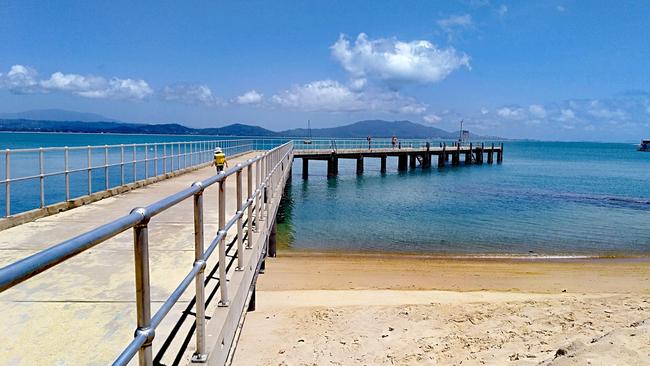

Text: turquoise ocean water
xmin=1 ymin=133 xmax=649 ymax=257
xmin=281 ymin=141 xmax=650 ymax=257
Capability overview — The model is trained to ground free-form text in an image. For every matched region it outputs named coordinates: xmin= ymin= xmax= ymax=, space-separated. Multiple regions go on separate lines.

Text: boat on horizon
xmin=638 ymin=139 xmax=650 ymax=151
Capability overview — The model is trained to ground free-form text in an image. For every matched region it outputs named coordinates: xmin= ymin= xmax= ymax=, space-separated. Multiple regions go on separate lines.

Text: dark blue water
xmin=280 ymin=141 xmax=650 ymax=257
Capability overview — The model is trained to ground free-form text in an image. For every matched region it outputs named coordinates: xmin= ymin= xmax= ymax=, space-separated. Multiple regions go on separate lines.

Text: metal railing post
xmin=170 ymin=144 xmax=174 ymax=172
xmin=264 ymin=155 xmax=270 ymax=220
xmin=154 ymin=144 xmax=158 ymax=177
xmin=132 ymin=145 xmax=137 ymax=182
xmin=39 ymin=148 xmax=45 ymax=207
xmin=132 ymin=208 xmax=153 ymax=366
xmin=218 ymin=174 xmax=229 ymax=306
xmin=191 ymin=183 xmax=208 ymax=363
xmin=120 ymin=145 xmax=125 ymax=186
xmin=163 ymin=144 xmax=167 ymax=175
xmin=246 ymin=160 xmax=254 ymax=245
xmin=104 ymin=145 xmax=109 ymax=191
xmin=235 ymin=165 xmax=244 ymax=271
xmin=178 ymin=143 xmax=181 ymax=170
xmin=5 ymin=149 xmax=10 ymax=216
xmin=144 ymin=144 xmax=148 ymax=179
xmin=64 ymin=147 xmax=70 ymax=201
xmin=256 ymin=155 xmax=263 ymax=224
xmin=87 ymin=146 xmax=92 ymax=195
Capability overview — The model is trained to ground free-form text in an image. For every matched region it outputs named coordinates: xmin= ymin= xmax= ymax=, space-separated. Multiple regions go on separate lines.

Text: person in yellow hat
xmin=213 ymin=147 xmax=228 ymax=172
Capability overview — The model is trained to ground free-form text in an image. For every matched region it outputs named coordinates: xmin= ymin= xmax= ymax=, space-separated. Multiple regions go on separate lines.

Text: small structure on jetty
xmin=295 ymin=140 xmax=504 ymax=179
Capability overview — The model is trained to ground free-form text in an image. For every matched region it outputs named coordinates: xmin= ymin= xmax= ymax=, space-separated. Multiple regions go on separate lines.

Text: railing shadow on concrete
xmin=0 ymin=141 xmax=294 ymax=366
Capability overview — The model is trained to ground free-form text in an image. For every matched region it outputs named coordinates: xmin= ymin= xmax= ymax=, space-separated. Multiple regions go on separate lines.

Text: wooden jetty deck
xmin=295 ymin=142 xmax=503 ymax=178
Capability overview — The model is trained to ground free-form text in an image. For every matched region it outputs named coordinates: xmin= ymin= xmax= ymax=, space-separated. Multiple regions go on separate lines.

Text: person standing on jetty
xmin=367 ymin=135 xmax=372 ymax=149
xmin=391 ymin=135 xmax=397 ymax=149
xmin=213 ymin=147 xmax=228 ymax=172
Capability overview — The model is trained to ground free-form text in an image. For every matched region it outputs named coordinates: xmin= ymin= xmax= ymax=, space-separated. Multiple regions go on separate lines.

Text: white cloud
xmin=528 ymin=104 xmax=547 ymax=118
xmin=423 ymin=114 xmax=442 ymax=123
xmin=0 ymin=64 xmax=39 ymax=93
xmin=557 ymin=108 xmax=576 ymax=121
xmin=272 ymin=80 xmax=364 ymax=112
xmin=331 ymin=33 xmax=470 ymax=87
xmin=40 ymin=72 xmax=104 ymax=92
xmin=0 ymin=64 xmax=153 ymax=100
xmin=437 ymin=14 xmax=473 ymax=40
xmin=272 ymin=79 xmax=427 ymax=114
xmin=496 ymin=106 xmax=524 ymax=119
xmin=76 ymin=78 xmax=152 ymax=99
xmin=160 ymin=84 xmax=218 ymax=106
xmin=235 ymin=90 xmax=263 ymax=105
xmin=586 ymin=106 xmax=625 ymax=119
xmin=399 ymin=103 xmax=427 ymax=115
xmin=480 ymin=107 xmax=489 ymax=115
xmin=556 ymin=5 xmax=565 ymax=12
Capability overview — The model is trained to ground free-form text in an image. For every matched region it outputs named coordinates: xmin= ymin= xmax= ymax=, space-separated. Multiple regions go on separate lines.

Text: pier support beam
xmin=409 ymin=154 xmax=417 ymax=169
xmin=487 ymin=143 xmax=494 ymax=164
xmin=438 ymin=147 xmax=446 ymax=168
xmin=302 ymin=158 xmax=309 ymax=179
xmin=356 ymin=157 xmax=364 ymax=174
xmin=422 ymin=153 xmax=431 ymax=168
xmin=380 ymin=155 xmax=387 ymax=173
xmin=398 ymin=155 xmax=408 ymax=171
xmin=268 ymin=220 xmax=277 ymax=257
xmin=465 ymin=143 xmax=473 ymax=165
xmin=497 ymin=143 xmax=503 ymax=163
xmin=452 ymin=145 xmax=460 ymax=166
xmin=327 ymin=156 xmax=338 ymax=177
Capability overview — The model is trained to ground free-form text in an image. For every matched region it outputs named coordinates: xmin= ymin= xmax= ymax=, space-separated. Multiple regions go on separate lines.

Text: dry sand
xmin=232 ymin=253 xmax=650 ymax=366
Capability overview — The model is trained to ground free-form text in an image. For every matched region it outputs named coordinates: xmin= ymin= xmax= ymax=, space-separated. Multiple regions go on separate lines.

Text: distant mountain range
xmin=0 ymin=109 xmax=499 ymax=139
xmin=0 ymin=109 xmax=119 ymax=122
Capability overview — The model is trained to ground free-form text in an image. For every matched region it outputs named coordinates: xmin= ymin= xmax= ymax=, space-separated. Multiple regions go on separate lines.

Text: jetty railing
xmin=0 ymin=141 xmax=294 ymax=365
xmin=294 ymin=138 xmax=500 ymax=152
xmin=0 ymin=139 xmax=255 ymax=218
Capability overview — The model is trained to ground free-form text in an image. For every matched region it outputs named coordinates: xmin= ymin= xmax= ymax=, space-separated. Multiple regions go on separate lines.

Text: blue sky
xmin=1 ymin=0 xmax=649 ymax=141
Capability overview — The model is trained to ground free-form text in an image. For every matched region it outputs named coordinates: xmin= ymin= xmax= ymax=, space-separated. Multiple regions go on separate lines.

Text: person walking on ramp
xmin=213 ymin=147 xmax=228 ymax=172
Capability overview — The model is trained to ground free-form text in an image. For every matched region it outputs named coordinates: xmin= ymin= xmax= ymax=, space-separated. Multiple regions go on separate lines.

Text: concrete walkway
xmin=0 ymin=152 xmax=260 ymax=366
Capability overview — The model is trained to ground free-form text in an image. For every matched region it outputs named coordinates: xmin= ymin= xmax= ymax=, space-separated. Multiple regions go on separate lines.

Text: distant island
xmin=0 ymin=109 xmax=501 ymax=139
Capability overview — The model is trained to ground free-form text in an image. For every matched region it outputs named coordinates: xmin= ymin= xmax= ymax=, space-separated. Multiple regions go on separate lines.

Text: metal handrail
xmin=0 ymin=141 xmax=294 ymax=366
xmin=0 ymin=139 xmax=257 ymax=217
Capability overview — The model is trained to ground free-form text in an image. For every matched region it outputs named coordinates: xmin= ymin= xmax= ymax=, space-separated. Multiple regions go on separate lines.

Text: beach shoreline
xmin=278 ymin=248 xmax=650 ymax=261
xmin=232 ymin=251 xmax=650 ymax=365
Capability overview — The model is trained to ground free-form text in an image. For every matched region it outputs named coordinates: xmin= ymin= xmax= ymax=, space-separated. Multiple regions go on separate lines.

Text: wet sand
xmin=232 ymin=252 xmax=650 ymax=365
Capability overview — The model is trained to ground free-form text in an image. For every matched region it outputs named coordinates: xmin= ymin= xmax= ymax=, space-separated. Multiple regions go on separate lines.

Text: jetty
xmin=0 ymin=138 xmax=502 ymax=365
xmin=295 ymin=141 xmax=503 ymax=178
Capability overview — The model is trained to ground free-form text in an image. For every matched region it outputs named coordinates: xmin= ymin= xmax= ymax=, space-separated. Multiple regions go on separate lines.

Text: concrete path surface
xmin=0 ymin=152 xmax=261 ymax=366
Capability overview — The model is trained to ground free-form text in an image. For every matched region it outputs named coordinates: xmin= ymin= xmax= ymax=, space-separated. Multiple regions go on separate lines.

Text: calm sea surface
xmin=1 ymin=133 xmax=649 ymax=257
xmin=279 ymin=141 xmax=650 ymax=257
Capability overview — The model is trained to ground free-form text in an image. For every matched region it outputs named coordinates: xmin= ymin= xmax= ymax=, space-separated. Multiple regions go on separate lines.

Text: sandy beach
xmin=232 ymin=252 xmax=650 ymax=365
